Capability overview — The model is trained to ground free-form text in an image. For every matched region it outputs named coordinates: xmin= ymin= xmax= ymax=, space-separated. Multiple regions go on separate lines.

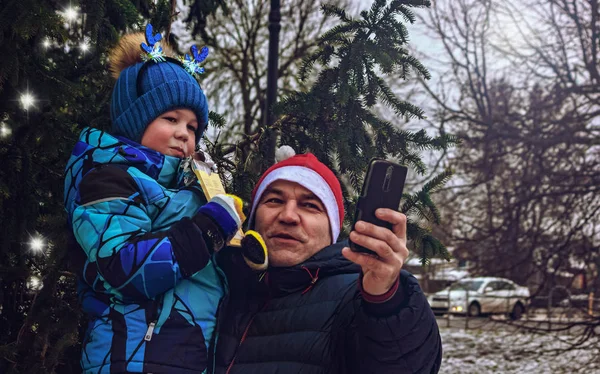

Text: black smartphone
xmin=349 ymin=159 xmax=408 ymax=255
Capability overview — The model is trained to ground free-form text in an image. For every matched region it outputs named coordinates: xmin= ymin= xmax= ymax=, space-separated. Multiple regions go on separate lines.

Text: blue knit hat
xmin=109 ymin=25 xmax=209 ymax=144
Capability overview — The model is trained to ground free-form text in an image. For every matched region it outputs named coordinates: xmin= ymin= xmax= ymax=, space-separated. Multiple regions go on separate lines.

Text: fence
xmin=528 ymin=289 xmax=600 ymax=320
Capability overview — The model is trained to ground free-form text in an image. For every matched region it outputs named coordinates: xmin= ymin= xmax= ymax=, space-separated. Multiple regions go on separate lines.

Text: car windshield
xmin=450 ymin=280 xmax=484 ymax=292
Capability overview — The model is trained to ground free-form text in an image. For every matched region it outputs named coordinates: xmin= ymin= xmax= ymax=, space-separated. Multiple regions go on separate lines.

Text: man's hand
xmin=342 ymin=209 xmax=409 ymax=296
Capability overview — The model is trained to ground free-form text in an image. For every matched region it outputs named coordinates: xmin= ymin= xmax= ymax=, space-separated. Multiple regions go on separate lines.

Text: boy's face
xmin=141 ymin=109 xmax=198 ymax=158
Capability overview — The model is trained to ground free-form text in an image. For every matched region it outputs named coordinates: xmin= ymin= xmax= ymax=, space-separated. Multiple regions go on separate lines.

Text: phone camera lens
xmin=383 ymin=166 xmax=393 ymax=192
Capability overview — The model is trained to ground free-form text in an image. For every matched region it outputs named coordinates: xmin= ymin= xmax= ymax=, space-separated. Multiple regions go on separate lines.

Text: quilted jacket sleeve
xmin=351 ymin=270 xmax=442 ymax=373
xmin=70 ymin=165 xmax=212 ymax=300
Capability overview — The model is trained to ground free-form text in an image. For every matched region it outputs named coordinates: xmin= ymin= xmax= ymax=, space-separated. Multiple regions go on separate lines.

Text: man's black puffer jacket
xmin=212 ymin=241 xmax=442 ymax=374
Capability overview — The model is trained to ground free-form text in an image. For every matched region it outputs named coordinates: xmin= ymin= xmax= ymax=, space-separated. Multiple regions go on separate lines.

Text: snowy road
xmin=435 ymin=314 xmax=591 ymax=334
xmin=439 ymin=327 xmax=600 ymax=373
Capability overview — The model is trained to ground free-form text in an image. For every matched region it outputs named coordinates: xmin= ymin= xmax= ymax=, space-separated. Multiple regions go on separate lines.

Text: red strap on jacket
xmin=301 ymin=266 xmax=320 ymax=295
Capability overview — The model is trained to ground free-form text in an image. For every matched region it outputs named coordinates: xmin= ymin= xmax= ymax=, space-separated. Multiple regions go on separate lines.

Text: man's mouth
xmin=270 ymin=233 xmax=301 ymax=242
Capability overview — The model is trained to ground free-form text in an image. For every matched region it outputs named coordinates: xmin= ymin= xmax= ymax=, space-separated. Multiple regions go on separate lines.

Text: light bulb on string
xmin=64 ymin=6 xmax=78 ymax=22
xmin=80 ymin=38 xmax=91 ymax=54
xmin=0 ymin=122 xmax=11 ymax=138
xmin=58 ymin=5 xmax=82 ymax=32
xmin=76 ymin=34 xmax=92 ymax=56
xmin=29 ymin=236 xmax=45 ymax=254
xmin=20 ymin=93 xmax=35 ymax=110
xmin=17 ymin=84 xmax=48 ymax=116
xmin=27 ymin=276 xmax=43 ymax=291
xmin=42 ymin=38 xmax=52 ymax=49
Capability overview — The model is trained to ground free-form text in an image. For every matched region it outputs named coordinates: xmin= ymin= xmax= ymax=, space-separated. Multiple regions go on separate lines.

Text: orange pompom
xmin=108 ymin=32 xmax=174 ymax=80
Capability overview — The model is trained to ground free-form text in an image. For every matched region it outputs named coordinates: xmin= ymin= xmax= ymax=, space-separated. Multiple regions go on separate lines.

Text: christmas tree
xmin=0 ymin=0 xmax=453 ymax=372
xmin=205 ymin=0 xmax=457 ymax=262
xmin=0 ymin=1 xmax=195 ymax=371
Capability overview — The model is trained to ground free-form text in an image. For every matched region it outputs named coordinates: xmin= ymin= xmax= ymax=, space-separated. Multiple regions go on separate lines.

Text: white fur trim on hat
xmin=249 ymin=165 xmax=340 ymax=243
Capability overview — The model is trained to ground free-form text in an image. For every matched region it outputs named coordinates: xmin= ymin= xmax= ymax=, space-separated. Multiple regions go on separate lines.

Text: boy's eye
xmin=187 ymin=124 xmax=197 ymax=132
xmin=164 ymin=117 xmax=177 ymax=123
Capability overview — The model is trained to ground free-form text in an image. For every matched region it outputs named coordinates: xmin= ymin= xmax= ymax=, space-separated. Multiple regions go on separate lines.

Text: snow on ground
xmin=440 ymin=327 xmax=600 ymax=373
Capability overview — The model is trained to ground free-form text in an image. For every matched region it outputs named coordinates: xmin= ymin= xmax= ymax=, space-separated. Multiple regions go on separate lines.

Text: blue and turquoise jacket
xmin=64 ymin=127 xmax=225 ymax=373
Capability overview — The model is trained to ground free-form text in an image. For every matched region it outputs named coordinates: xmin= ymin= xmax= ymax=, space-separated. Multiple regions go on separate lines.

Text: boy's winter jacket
xmin=64 ymin=127 xmax=224 ymax=373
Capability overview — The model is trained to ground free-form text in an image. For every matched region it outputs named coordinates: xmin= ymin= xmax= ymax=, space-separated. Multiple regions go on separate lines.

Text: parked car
xmin=428 ymin=277 xmax=530 ymax=320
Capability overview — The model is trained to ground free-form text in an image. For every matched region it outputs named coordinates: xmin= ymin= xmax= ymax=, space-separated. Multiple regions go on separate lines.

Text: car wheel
xmin=510 ymin=302 xmax=525 ymax=320
xmin=468 ymin=302 xmax=481 ymax=317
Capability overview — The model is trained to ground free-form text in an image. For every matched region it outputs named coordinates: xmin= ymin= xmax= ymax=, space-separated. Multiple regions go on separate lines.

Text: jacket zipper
xmin=224 ymin=314 xmax=256 ymax=374
xmin=208 ymin=297 xmax=225 ymax=374
xmin=126 ymin=299 xmax=161 ymax=365
xmin=225 ymin=300 xmax=269 ymax=374
xmin=145 ymin=296 xmax=162 ymax=342
xmin=208 ymin=253 xmax=230 ymax=374
xmin=144 ymin=321 xmax=157 ymax=341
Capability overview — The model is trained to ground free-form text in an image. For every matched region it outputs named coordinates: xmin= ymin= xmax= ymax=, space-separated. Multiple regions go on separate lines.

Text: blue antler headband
xmin=140 ymin=24 xmax=166 ymax=63
xmin=139 ymin=24 xmax=209 ymax=78
xmin=136 ymin=24 xmax=209 ymax=97
xmin=180 ymin=45 xmax=209 ymax=77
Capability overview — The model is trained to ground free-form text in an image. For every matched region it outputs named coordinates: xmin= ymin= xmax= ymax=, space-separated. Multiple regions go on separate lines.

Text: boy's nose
xmin=175 ymin=125 xmax=189 ymax=141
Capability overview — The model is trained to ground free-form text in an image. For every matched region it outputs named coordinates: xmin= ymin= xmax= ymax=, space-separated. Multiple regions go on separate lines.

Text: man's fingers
xmin=342 ymin=247 xmax=384 ymax=269
xmin=342 ymin=247 xmax=398 ymax=279
xmin=374 ymin=209 xmax=407 ymax=239
xmin=349 ymin=231 xmax=395 ymax=260
xmin=354 ymin=220 xmax=405 ymax=254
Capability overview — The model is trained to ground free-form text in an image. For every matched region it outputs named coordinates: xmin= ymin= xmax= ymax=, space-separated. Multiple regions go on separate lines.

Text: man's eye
xmin=303 ymin=202 xmax=320 ymax=210
xmin=264 ymin=198 xmax=283 ymax=204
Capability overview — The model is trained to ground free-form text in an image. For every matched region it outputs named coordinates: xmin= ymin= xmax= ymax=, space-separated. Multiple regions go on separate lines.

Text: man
xmin=213 ymin=152 xmax=442 ymax=374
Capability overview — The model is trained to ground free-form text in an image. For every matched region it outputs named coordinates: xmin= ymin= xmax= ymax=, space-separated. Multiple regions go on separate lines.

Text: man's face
xmin=141 ymin=109 xmax=198 ymax=158
xmin=254 ymin=180 xmax=332 ymax=267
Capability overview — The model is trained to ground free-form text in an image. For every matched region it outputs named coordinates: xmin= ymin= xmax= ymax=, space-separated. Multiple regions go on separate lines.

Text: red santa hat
xmin=249 ymin=146 xmax=344 ymax=243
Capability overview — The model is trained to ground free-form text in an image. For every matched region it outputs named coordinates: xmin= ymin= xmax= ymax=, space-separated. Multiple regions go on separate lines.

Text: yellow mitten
xmin=195 ymin=194 xmax=247 ymax=252
xmin=224 ymin=194 xmax=246 ymax=223
xmin=241 ymin=230 xmax=268 ymax=271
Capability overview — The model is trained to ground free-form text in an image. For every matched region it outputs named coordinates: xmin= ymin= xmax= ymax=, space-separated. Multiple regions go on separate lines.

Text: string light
xmin=42 ymin=38 xmax=52 ymax=49
xmin=64 ymin=7 xmax=79 ymax=21
xmin=0 ymin=122 xmax=11 ymax=138
xmin=30 ymin=236 xmax=45 ymax=253
xmin=27 ymin=276 xmax=43 ymax=291
xmin=80 ymin=41 xmax=90 ymax=53
xmin=20 ymin=93 xmax=35 ymax=110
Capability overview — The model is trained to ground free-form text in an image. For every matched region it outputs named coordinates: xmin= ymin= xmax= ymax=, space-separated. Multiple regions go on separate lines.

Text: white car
xmin=428 ymin=277 xmax=530 ymax=320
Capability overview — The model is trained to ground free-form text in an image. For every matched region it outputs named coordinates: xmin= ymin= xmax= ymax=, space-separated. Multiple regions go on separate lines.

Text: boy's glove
xmin=193 ymin=194 xmax=268 ymax=271
xmin=241 ymin=230 xmax=268 ymax=271
xmin=193 ymin=194 xmax=246 ymax=252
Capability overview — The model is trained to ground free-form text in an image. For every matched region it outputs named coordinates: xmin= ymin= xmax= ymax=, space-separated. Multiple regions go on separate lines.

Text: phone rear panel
xmin=355 ymin=160 xmax=407 ymax=230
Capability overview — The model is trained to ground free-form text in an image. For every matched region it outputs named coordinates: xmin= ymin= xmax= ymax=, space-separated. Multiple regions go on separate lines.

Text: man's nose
xmin=278 ymin=201 xmax=300 ymax=224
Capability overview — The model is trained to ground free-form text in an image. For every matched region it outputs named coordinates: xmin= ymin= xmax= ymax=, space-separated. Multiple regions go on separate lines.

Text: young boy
xmin=63 ymin=26 xmax=266 ymax=373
